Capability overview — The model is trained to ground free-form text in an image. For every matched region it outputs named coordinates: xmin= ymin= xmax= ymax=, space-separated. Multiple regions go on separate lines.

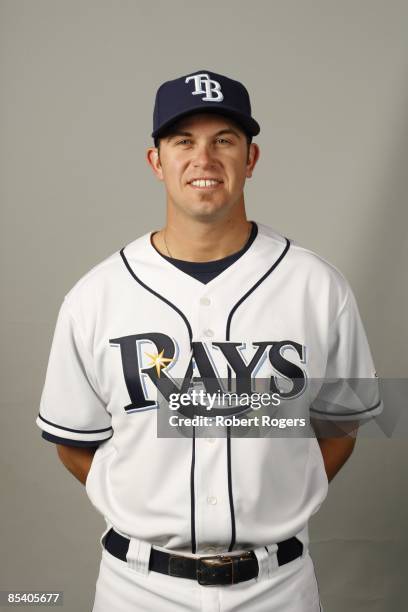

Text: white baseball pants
xmin=91 ymin=531 xmax=323 ymax=612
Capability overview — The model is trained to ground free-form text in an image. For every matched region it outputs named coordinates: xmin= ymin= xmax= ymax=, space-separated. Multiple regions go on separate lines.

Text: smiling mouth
xmin=188 ymin=179 xmax=224 ymax=190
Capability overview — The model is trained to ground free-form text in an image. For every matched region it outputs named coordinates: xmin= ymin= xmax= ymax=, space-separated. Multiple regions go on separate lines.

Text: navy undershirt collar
xmin=151 ymin=222 xmax=258 ymax=284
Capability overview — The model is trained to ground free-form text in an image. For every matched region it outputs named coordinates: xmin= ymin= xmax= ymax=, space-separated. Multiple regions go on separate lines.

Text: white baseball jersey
xmin=36 ymin=222 xmax=381 ymax=555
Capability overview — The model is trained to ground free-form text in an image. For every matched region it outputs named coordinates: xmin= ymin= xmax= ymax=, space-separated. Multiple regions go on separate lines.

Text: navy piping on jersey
xmin=120 ymin=246 xmax=197 ymax=553
xmin=310 ymin=399 xmax=382 ymax=417
xmin=119 ymin=248 xmax=193 ymax=341
xmin=224 ymin=236 xmax=291 ymax=552
xmin=226 ymin=427 xmax=236 ymax=552
xmin=37 ymin=413 xmax=112 ymax=434
xmin=119 ymin=233 xmax=291 ymax=555
xmin=190 ymin=427 xmax=197 ymax=554
xmin=41 ymin=431 xmax=110 ymax=447
xmin=225 ymin=238 xmax=291 ymax=341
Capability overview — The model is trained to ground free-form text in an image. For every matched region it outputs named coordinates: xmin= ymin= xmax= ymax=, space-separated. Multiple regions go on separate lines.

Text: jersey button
xmin=207 ymin=496 xmax=217 ymax=505
xmin=204 ymin=328 xmax=214 ymax=338
xmin=200 ymin=297 xmax=211 ymax=306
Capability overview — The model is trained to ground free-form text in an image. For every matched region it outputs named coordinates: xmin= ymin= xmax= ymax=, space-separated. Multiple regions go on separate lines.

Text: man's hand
xmin=56 ymin=444 xmax=98 ymax=485
xmin=311 ymin=419 xmax=359 ymax=483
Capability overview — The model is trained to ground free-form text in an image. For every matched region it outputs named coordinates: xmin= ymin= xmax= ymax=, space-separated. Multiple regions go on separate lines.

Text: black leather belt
xmin=103 ymin=528 xmax=303 ymax=586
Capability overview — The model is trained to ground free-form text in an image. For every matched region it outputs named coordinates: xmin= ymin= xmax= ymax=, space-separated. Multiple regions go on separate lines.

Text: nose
xmin=192 ymin=143 xmax=217 ymax=168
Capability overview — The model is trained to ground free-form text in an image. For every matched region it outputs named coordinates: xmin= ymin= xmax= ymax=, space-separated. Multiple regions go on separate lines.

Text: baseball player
xmin=36 ymin=70 xmax=382 ymax=611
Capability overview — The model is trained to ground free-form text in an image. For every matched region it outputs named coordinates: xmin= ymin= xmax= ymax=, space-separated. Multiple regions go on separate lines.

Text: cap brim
xmin=151 ymin=105 xmax=260 ymax=139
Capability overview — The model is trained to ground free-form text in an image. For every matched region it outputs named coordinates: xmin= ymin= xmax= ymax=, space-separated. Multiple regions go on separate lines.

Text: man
xmin=36 ymin=70 xmax=381 ymax=611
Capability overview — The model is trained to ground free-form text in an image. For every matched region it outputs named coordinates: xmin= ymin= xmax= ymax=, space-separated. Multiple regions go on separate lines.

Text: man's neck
xmin=152 ymin=217 xmax=252 ymax=263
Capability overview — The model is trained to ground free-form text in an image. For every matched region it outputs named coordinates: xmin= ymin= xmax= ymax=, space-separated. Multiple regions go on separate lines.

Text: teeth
xmin=191 ymin=179 xmax=220 ymax=187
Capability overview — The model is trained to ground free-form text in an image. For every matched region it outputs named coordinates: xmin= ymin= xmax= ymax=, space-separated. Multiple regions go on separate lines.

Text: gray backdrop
xmin=1 ymin=1 xmax=407 ymax=610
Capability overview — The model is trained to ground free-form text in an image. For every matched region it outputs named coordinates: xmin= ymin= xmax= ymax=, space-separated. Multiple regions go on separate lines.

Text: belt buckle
xmin=197 ymin=555 xmax=234 ymax=586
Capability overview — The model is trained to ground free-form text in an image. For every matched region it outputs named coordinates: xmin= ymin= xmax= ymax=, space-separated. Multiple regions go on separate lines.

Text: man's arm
xmin=56 ymin=444 xmax=98 ymax=485
xmin=311 ymin=419 xmax=359 ymax=483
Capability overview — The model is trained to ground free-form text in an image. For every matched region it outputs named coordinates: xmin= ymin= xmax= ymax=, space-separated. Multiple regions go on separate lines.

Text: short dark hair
xmin=154 ymin=114 xmax=253 ymax=155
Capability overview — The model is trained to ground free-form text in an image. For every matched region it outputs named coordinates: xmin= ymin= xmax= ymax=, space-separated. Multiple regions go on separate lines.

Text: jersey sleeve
xmin=310 ymin=286 xmax=383 ymax=421
xmin=36 ymin=298 xmax=113 ymax=446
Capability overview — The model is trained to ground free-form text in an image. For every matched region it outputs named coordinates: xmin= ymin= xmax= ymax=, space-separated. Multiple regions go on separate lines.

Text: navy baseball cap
xmin=151 ymin=69 xmax=260 ymax=140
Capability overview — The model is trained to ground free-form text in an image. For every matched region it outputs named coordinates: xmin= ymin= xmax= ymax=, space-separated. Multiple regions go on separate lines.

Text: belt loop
xmin=126 ymin=537 xmax=152 ymax=576
xmin=264 ymin=543 xmax=279 ymax=577
xmin=253 ymin=544 xmax=278 ymax=582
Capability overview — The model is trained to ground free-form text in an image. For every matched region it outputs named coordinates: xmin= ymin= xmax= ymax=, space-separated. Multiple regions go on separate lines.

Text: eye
xmin=176 ymin=139 xmax=192 ymax=145
xmin=216 ymin=138 xmax=231 ymax=144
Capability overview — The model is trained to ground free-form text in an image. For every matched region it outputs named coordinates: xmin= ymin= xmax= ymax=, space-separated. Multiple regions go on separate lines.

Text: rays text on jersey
xmin=109 ymin=332 xmax=307 ymax=415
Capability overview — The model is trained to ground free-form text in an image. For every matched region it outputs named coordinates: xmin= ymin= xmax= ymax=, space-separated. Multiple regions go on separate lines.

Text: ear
xmin=146 ymin=147 xmax=164 ymax=181
xmin=246 ymin=143 xmax=260 ymax=179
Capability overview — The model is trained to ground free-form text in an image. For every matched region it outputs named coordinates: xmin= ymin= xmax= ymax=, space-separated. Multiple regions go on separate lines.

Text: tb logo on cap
xmin=185 ymin=73 xmax=224 ymax=102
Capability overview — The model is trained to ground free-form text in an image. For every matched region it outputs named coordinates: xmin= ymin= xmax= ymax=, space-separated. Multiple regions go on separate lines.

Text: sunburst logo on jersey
xmin=145 ymin=349 xmax=173 ymax=377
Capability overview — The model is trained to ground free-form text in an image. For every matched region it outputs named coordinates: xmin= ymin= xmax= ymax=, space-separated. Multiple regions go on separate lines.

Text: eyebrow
xmin=166 ymin=128 xmax=242 ymax=142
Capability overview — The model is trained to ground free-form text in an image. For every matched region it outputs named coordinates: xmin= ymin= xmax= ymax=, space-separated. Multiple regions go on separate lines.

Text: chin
xmin=170 ymin=193 xmax=235 ymax=221
xmin=187 ymin=201 xmax=231 ymax=220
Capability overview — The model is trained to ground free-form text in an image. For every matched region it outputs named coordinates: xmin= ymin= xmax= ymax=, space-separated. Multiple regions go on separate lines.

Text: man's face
xmin=147 ymin=113 xmax=260 ymax=222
